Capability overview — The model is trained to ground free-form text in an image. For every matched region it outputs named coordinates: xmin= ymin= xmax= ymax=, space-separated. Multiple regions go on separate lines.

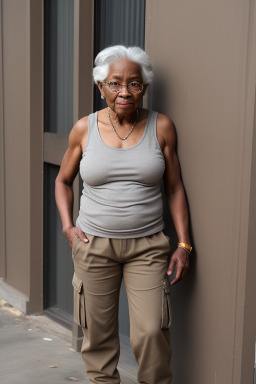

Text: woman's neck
xmin=108 ymin=107 xmax=139 ymax=126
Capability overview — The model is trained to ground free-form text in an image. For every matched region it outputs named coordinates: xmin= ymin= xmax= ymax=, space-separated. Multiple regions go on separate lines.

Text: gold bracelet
xmin=178 ymin=243 xmax=192 ymax=255
xmin=178 ymin=245 xmax=191 ymax=255
xmin=178 ymin=242 xmax=192 ymax=252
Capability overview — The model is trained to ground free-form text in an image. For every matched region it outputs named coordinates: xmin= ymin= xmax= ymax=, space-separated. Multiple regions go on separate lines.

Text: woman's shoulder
xmin=71 ymin=116 xmax=88 ymax=136
xmin=154 ymin=112 xmax=176 ymax=146
xmin=153 ymin=111 xmax=175 ymax=131
xmin=69 ymin=116 xmax=89 ymax=150
xmin=154 ymin=112 xmax=174 ymax=127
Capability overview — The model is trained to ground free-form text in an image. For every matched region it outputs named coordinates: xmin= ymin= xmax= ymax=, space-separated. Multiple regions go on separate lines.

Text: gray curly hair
xmin=93 ymin=45 xmax=153 ymax=85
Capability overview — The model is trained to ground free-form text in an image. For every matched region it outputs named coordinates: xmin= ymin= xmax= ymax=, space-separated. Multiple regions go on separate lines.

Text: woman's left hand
xmin=167 ymin=247 xmax=190 ymax=285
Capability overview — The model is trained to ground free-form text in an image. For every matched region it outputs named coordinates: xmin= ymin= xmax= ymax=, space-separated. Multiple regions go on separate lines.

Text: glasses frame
xmin=102 ymin=80 xmax=144 ymax=94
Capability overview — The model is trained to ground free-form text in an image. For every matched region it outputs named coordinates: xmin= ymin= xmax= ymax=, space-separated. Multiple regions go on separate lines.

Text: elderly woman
xmin=55 ymin=45 xmax=191 ymax=384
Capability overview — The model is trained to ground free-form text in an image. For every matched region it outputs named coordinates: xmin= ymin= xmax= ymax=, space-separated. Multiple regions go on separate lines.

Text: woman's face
xmin=98 ymin=58 xmax=145 ymax=115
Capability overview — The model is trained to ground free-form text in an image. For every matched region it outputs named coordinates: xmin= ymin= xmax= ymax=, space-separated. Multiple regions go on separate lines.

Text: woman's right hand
xmin=63 ymin=226 xmax=89 ymax=248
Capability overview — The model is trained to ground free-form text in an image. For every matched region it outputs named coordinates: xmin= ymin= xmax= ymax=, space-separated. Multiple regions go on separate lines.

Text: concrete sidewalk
xmin=0 ymin=299 xmax=137 ymax=384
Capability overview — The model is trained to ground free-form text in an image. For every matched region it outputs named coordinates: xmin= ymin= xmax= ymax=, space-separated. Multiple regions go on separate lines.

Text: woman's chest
xmin=80 ymin=147 xmax=165 ymax=186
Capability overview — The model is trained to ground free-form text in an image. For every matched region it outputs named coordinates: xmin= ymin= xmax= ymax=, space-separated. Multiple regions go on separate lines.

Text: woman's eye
xmin=109 ymin=81 xmax=119 ymax=86
xmin=130 ymin=82 xmax=140 ymax=87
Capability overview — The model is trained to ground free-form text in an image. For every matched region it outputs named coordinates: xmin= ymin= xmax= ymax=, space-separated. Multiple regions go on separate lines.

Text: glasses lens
xmin=128 ymin=82 xmax=143 ymax=93
xmin=107 ymin=81 xmax=143 ymax=93
xmin=108 ymin=82 xmax=121 ymax=92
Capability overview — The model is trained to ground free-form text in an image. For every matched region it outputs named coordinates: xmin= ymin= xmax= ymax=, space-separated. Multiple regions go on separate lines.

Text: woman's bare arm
xmin=158 ymin=114 xmax=190 ymax=285
xmin=55 ymin=117 xmax=89 ymax=246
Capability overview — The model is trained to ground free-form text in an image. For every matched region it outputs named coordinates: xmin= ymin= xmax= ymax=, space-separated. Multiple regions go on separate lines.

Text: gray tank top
xmin=75 ymin=110 xmax=165 ymax=238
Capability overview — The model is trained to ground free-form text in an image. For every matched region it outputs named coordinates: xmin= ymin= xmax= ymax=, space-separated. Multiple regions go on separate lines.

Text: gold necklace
xmin=107 ymin=107 xmax=139 ymax=141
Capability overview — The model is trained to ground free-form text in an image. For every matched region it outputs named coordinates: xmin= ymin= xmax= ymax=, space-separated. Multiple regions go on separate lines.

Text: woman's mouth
xmin=116 ymin=103 xmax=134 ymax=108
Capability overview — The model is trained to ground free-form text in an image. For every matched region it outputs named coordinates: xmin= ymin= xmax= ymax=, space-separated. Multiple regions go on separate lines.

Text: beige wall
xmin=2 ymin=0 xmax=30 ymax=295
xmin=0 ymin=0 xmax=43 ymax=313
xmin=145 ymin=1 xmax=256 ymax=383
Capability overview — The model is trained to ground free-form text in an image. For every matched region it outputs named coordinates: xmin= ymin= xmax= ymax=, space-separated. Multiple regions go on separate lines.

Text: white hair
xmin=93 ymin=45 xmax=153 ymax=85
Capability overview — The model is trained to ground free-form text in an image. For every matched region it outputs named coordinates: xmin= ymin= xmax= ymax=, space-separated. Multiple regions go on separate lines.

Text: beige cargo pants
xmin=71 ymin=230 xmax=172 ymax=384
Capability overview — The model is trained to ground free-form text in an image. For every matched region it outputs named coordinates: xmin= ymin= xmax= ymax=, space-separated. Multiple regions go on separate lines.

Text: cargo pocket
xmin=161 ymin=278 xmax=172 ymax=329
xmin=72 ymin=272 xmax=87 ymax=328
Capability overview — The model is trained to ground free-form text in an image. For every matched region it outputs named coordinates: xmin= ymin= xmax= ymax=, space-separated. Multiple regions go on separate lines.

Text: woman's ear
xmin=97 ymin=81 xmax=105 ymax=99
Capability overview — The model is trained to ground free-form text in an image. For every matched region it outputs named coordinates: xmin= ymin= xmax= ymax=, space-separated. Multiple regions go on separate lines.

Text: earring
xmin=101 ymin=95 xmax=105 ymax=99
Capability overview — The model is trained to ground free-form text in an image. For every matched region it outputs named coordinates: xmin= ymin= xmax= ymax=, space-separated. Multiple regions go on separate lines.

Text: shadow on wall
xmin=149 ymin=69 xmax=170 ymax=115
xmin=151 ymin=70 xmax=197 ymax=384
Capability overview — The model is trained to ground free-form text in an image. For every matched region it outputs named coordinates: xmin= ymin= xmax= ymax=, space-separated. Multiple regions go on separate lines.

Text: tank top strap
xmin=88 ymin=111 xmax=98 ymax=140
xmin=143 ymin=110 xmax=159 ymax=149
xmin=82 ymin=112 xmax=98 ymax=156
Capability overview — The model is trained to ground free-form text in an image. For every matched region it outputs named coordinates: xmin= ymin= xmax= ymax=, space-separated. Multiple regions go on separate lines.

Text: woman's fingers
xmin=167 ymin=248 xmax=189 ymax=285
xmin=80 ymin=233 xmax=89 ymax=243
xmin=64 ymin=227 xmax=89 ymax=247
xmin=72 ymin=230 xmax=89 ymax=246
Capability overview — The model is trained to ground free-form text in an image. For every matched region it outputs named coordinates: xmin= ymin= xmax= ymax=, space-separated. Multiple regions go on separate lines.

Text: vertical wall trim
xmin=27 ymin=0 xmax=44 ymax=314
xmin=0 ymin=0 xmax=6 ymax=278
xmin=72 ymin=0 xmax=94 ymax=351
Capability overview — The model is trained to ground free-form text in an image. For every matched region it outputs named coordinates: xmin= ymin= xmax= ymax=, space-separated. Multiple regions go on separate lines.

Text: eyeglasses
xmin=102 ymin=81 xmax=144 ymax=94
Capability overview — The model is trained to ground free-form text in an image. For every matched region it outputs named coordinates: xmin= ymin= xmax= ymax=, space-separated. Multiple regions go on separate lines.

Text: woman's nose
xmin=118 ymin=84 xmax=131 ymax=96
